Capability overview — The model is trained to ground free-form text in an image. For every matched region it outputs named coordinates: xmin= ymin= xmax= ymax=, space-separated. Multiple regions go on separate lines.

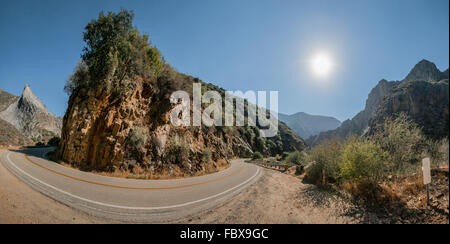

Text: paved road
xmin=0 ymin=147 xmax=262 ymax=223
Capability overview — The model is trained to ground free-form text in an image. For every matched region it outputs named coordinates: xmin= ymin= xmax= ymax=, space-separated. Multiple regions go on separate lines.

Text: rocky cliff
xmin=278 ymin=112 xmax=341 ymax=140
xmin=369 ymin=64 xmax=449 ymax=139
xmin=0 ymin=85 xmax=62 ymax=141
xmin=59 ymin=75 xmax=305 ymax=175
xmin=307 ymin=59 xmax=449 ymax=146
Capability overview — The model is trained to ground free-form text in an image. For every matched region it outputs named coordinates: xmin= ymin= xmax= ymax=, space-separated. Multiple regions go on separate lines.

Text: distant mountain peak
xmin=0 ymin=84 xmax=61 ymax=139
xmin=20 ymin=84 xmax=47 ymax=112
xmin=403 ymin=59 xmax=443 ymax=82
xmin=278 ymin=112 xmax=341 ymax=139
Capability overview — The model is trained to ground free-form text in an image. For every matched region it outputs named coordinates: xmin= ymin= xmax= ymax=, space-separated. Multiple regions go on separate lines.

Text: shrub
xmin=166 ymin=143 xmax=190 ymax=164
xmin=252 ymin=151 xmax=263 ymax=160
xmin=304 ymin=161 xmax=324 ymax=185
xmin=202 ymin=149 xmax=212 ymax=163
xmin=64 ymin=61 xmax=90 ymax=95
xmin=285 ymin=151 xmax=306 ymax=165
xmin=129 ymin=127 xmax=148 ymax=148
xmin=305 ymin=138 xmax=344 ymax=184
xmin=370 ymin=113 xmax=425 ymax=176
xmin=338 ymin=139 xmax=388 ymax=191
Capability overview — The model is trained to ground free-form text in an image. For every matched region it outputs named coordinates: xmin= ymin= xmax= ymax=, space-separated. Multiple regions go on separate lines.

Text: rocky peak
xmin=0 ymin=84 xmax=61 ymax=139
xmin=18 ymin=84 xmax=50 ymax=115
xmin=403 ymin=59 xmax=444 ymax=82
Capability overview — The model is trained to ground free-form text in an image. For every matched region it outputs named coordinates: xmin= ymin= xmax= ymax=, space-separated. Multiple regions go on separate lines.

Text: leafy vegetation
xmin=129 ymin=127 xmax=148 ymax=148
xmin=166 ymin=143 xmax=191 ymax=165
xmin=252 ymin=151 xmax=263 ymax=160
xmin=284 ymin=151 xmax=306 ymax=165
xmin=302 ymin=113 xmax=448 ymax=203
xmin=338 ymin=138 xmax=388 ymax=195
xmin=65 ymin=9 xmax=165 ymax=96
xmin=370 ymin=112 xmax=424 ymax=175
xmin=202 ymin=149 xmax=212 ymax=163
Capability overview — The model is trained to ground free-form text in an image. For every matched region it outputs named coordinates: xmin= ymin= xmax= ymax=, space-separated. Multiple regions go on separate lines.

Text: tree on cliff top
xmin=66 ymin=9 xmax=165 ymax=95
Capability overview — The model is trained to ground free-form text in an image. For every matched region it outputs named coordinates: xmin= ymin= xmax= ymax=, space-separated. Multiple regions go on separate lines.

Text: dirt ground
xmin=175 ymin=167 xmax=377 ymax=224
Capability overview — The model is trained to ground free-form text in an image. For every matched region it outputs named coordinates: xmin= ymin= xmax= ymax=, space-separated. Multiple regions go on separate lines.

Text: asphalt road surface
xmin=0 ymin=147 xmax=262 ymax=223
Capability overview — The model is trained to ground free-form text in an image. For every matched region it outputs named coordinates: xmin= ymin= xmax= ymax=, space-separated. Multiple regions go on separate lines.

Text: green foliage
xmin=64 ymin=61 xmax=90 ymax=95
xmin=305 ymin=138 xmax=344 ymax=184
xmin=202 ymin=149 xmax=212 ymax=163
xmin=129 ymin=127 xmax=148 ymax=148
xmin=284 ymin=151 xmax=306 ymax=165
xmin=166 ymin=143 xmax=190 ymax=164
xmin=252 ymin=151 xmax=263 ymax=160
xmin=67 ymin=9 xmax=165 ymax=96
xmin=255 ymin=137 xmax=267 ymax=154
xmin=370 ymin=112 xmax=424 ymax=175
xmin=338 ymin=138 xmax=388 ymax=185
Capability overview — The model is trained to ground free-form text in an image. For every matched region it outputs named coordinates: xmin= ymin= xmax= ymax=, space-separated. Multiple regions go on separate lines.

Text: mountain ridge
xmin=307 ymin=59 xmax=449 ymax=146
xmin=278 ymin=112 xmax=341 ymax=140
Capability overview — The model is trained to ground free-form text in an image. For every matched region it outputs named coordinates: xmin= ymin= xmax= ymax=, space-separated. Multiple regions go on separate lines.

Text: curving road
xmin=0 ymin=147 xmax=262 ymax=223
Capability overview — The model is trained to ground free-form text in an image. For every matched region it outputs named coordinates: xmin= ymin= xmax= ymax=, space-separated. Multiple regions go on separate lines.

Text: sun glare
xmin=310 ymin=53 xmax=334 ymax=78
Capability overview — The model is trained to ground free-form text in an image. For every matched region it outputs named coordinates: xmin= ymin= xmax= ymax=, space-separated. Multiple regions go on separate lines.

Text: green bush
xmin=370 ymin=113 xmax=424 ymax=175
xmin=252 ymin=151 xmax=263 ymax=160
xmin=129 ymin=127 xmax=148 ymax=148
xmin=285 ymin=151 xmax=306 ymax=165
xmin=64 ymin=61 xmax=90 ymax=95
xmin=304 ymin=161 xmax=324 ymax=185
xmin=338 ymin=139 xmax=388 ymax=186
xmin=166 ymin=143 xmax=190 ymax=164
xmin=305 ymin=138 xmax=343 ymax=184
xmin=202 ymin=149 xmax=212 ymax=163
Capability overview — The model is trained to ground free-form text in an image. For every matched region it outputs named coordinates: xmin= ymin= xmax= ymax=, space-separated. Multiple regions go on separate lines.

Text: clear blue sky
xmin=0 ymin=0 xmax=448 ymax=121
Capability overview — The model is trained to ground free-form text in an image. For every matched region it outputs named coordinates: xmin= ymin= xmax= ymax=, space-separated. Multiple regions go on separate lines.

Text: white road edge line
xmin=6 ymin=151 xmax=260 ymax=210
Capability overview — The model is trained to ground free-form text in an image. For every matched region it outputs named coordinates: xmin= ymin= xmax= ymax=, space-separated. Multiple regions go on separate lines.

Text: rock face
xmin=307 ymin=59 xmax=449 ymax=146
xmin=403 ymin=59 xmax=447 ymax=83
xmin=59 ymin=76 xmax=306 ymax=175
xmin=0 ymin=85 xmax=62 ymax=140
xmin=278 ymin=112 xmax=341 ymax=139
xmin=369 ymin=77 xmax=449 ymax=139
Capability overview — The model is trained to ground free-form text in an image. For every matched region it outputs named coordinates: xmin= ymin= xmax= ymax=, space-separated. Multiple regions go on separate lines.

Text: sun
xmin=310 ymin=52 xmax=334 ymax=78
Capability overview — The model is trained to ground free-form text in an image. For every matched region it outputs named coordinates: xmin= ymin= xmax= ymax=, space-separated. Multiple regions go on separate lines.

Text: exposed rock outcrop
xmin=0 ymin=85 xmax=62 ymax=140
xmin=59 ymin=76 xmax=305 ymax=175
xmin=369 ymin=74 xmax=449 ymax=139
